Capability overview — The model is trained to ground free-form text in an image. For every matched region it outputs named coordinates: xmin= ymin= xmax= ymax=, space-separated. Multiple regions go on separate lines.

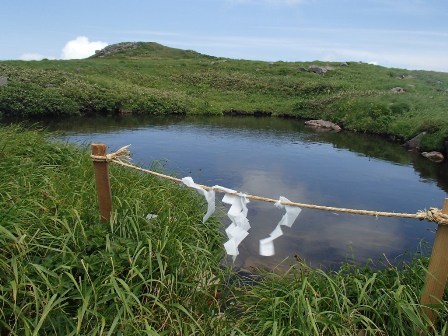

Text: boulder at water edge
xmin=304 ymin=119 xmax=342 ymax=132
xmin=421 ymin=151 xmax=444 ymax=163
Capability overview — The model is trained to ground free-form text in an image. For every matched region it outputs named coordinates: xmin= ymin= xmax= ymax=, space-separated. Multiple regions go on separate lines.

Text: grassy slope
xmin=1 ymin=125 xmax=448 ymax=335
xmin=1 ymin=42 xmax=448 ymax=150
xmin=0 ymin=125 xmax=227 ymax=335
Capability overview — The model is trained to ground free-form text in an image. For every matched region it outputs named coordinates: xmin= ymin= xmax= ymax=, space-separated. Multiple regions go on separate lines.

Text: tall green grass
xmin=1 ymin=125 xmax=448 ymax=335
xmin=232 ymin=259 xmax=448 ymax=335
xmin=0 ymin=125 xmax=228 ymax=335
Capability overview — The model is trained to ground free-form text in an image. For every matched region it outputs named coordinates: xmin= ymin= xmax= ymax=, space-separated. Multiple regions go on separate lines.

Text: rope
xmin=91 ymin=145 xmax=131 ymax=163
xmin=91 ymin=147 xmax=448 ymax=226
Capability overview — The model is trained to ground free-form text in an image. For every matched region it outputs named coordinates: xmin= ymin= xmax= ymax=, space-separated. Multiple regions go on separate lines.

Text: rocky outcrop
xmin=93 ymin=42 xmax=144 ymax=57
xmin=308 ymin=65 xmax=327 ymax=76
xmin=307 ymin=65 xmax=336 ymax=76
xmin=421 ymin=151 xmax=444 ymax=163
xmin=305 ymin=119 xmax=342 ymax=132
xmin=0 ymin=76 xmax=7 ymax=86
xmin=390 ymin=87 xmax=405 ymax=94
xmin=404 ymin=132 xmax=426 ymax=150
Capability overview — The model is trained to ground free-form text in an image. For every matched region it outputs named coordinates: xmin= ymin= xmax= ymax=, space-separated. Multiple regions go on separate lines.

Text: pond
xmin=45 ymin=115 xmax=448 ymax=271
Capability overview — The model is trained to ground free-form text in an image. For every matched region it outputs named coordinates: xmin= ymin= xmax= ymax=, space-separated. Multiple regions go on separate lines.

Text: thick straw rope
xmin=91 ymin=146 xmax=448 ymax=226
xmin=91 ymin=145 xmax=132 ymax=164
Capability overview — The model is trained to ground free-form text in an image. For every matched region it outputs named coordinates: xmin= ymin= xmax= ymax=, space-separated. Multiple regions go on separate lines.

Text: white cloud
xmin=320 ymin=47 xmax=448 ymax=71
xmin=61 ymin=36 xmax=108 ymax=60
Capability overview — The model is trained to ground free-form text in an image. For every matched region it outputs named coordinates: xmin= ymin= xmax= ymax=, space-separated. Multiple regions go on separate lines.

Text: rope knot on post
xmin=90 ymin=145 xmax=131 ymax=163
xmin=420 ymin=208 xmax=448 ymax=226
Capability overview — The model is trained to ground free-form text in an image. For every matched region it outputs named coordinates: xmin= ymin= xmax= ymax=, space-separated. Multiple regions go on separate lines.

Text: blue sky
xmin=1 ymin=0 xmax=447 ymax=71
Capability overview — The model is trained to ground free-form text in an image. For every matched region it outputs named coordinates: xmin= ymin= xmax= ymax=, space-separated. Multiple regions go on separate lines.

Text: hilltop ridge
xmin=90 ymin=41 xmax=213 ymax=59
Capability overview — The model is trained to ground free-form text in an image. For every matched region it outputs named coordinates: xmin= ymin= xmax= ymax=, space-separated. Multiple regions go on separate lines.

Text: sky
xmin=1 ymin=0 xmax=447 ymax=72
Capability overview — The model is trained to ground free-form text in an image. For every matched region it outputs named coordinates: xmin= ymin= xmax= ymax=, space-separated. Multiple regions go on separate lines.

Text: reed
xmin=231 ymin=258 xmax=448 ymax=335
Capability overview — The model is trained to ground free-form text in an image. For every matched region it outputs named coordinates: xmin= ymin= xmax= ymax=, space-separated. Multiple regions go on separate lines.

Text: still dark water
xmin=46 ymin=115 xmax=448 ymax=270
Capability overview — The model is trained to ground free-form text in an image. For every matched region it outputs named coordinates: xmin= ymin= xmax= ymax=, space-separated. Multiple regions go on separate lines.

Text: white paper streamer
xmin=215 ymin=185 xmax=251 ymax=260
xmin=145 ymin=214 xmax=158 ymax=221
xmin=181 ymin=177 xmax=216 ymax=223
xmin=259 ymin=196 xmax=302 ymax=256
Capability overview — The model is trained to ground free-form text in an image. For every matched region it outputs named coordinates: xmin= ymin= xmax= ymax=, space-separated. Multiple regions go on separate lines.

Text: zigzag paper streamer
xmin=215 ymin=186 xmax=251 ymax=261
xmin=181 ymin=177 xmax=216 ymax=223
xmin=259 ymin=196 xmax=302 ymax=256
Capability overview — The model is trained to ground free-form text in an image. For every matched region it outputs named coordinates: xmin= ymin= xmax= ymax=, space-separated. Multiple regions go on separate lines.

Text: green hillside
xmin=1 ymin=42 xmax=447 ymax=150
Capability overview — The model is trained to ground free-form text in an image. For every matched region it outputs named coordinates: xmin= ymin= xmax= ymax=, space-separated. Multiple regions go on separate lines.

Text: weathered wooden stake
xmin=421 ymin=198 xmax=448 ymax=323
xmin=91 ymin=144 xmax=112 ymax=222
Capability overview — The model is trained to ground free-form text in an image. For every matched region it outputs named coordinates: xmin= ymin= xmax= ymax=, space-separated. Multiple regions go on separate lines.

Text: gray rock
xmin=390 ymin=87 xmax=405 ymax=94
xmin=308 ymin=65 xmax=327 ymax=76
xmin=0 ymin=76 xmax=7 ymax=86
xmin=399 ymin=74 xmax=414 ymax=80
xmin=305 ymin=119 xmax=342 ymax=132
xmin=421 ymin=151 xmax=444 ymax=163
xmin=93 ymin=42 xmax=143 ymax=58
xmin=340 ymin=62 xmax=348 ymax=66
xmin=404 ymin=132 xmax=426 ymax=150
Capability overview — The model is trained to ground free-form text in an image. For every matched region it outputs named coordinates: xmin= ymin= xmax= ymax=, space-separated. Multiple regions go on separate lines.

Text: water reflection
xmin=42 ymin=115 xmax=446 ymax=270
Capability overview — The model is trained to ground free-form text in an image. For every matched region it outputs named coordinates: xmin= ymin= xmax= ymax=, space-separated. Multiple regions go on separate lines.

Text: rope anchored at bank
xmin=89 ymin=143 xmax=448 ymax=324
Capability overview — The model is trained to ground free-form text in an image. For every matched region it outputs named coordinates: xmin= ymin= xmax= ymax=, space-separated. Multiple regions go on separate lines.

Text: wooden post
xmin=91 ymin=144 xmax=112 ymax=222
xmin=421 ymin=198 xmax=448 ymax=323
